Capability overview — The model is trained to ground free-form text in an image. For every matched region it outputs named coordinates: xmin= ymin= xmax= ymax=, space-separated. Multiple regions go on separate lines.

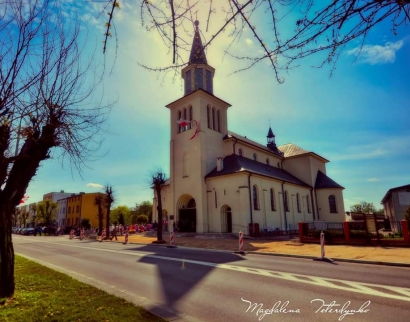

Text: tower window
xmin=195 ymin=68 xmax=203 ymax=90
xmin=189 ymin=106 xmax=193 ymax=129
xmin=212 ymin=107 xmax=215 ymax=130
xmin=266 ymin=158 xmax=270 ymax=165
xmin=253 ymin=153 xmax=257 ymax=161
xmin=207 ymin=106 xmax=211 ymax=129
xmin=185 ymin=70 xmax=192 ymax=94
xmin=238 ymin=148 xmax=243 ymax=156
xmin=206 ymin=69 xmax=213 ymax=94
xmin=217 ymin=110 xmax=221 ymax=132
xmin=183 ymin=108 xmax=187 ymax=131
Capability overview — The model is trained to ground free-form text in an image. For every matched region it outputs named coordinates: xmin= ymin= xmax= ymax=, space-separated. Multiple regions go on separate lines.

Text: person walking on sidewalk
xmin=110 ymin=227 xmax=118 ymax=241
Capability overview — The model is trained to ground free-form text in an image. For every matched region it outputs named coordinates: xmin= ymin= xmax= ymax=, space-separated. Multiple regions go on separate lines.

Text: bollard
xmin=167 ymin=230 xmax=177 ymax=248
xmin=69 ymin=229 xmax=74 ymax=240
xmin=80 ymin=228 xmax=85 ymax=241
xmin=320 ymin=231 xmax=325 ymax=259
xmin=234 ymin=230 xmax=245 ymax=255
xmin=313 ymin=231 xmax=334 ymax=262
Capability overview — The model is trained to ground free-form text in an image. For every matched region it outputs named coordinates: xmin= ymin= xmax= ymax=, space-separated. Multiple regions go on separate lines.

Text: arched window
xmin=212 ymin=107 xmax=215 ymax=130
xmin=306 ymin=195 xmax=311 ymax=213
xmin=296 ymin=193 xmax=301 ymax=213
xmin=284 ymin=190 xmax=289 ymax=212
xmin=253 ymin=153 xmax=257 ymax=161
xmin=270 ymin=188 xmax=276 ymax=211
xmin=329 ymin=195 xmax=337 ymax=213
xmin=189 ymin=106 xmax=193 ymax=129
xmin=207 ymin=106 xmax=211 ymax=128
xmin=178 ymin=110 xmax=182 ymax=133
xmin=253 ymin=185 xmax=259 ymax=210
xmin=266 ymin=158 xmax=270 ymax=165
xmin=183 ymin=108 xmax=187 ymax=131
xmin=238 ymin=148 xmax=243 ymax=156
xmin=217 ymin=110 xmax=221 ymax=132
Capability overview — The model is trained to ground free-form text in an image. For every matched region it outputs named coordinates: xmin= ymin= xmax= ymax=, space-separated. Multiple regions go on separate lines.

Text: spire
xmin=189 ymin=20 xmax=207 ymax=65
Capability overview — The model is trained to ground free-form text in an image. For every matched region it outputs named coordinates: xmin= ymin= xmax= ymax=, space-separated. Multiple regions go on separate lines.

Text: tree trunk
xmin=156 ymin=186 xmax=163 ymax=242
xmin=0 ymin=203 xmax=15 ymax=298
xmin=106 ymin=207 xmax=110 ymax=239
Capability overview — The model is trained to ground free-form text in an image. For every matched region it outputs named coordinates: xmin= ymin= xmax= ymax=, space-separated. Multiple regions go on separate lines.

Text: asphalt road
xmin=13 ymin=235 xmax=410 ymax=322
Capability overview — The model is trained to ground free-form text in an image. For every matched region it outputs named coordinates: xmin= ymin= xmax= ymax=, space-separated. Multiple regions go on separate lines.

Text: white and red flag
xmin=20 ymin=195 xmax=29 ymax=204
xmin=177 ymin=120 xmax=199 ymax=140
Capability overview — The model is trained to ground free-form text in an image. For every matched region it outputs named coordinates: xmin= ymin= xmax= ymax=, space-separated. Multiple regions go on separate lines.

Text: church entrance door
xmin=227 ymin=207 xmax=232 ymax=233
xmin=178 ymin=208 xmax=196 ymax=232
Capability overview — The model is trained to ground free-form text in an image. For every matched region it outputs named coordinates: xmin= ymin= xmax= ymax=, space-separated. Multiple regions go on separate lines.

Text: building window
xmin=185 ymin=69 xmax=192 ymax=94
xmin=76 ymin=205 xmax=80 ymax=213
xmin=67 ymin=218 xmax=70 ymax=225
xmin=270 ymin=188 xmax=276 ymax=211
xmin=189 ymin=106 xmax=193 ymax=129
xmin=284 ymin=191 xmax=289 ymax=212
xmin=212 ymin=107 xmax=215 ymax=130
xmin=238 ymin=148 xmax=243 ymax=156
xmin=178 ymin=110 xmax=182 ymax=133
xmin=266 ymin=158 xmax=270 ymax=165
xmin=296 ymin=193 xmax=301 ymax=213
xmin=253 ymin=185 xmax=259 ymax=210
xmin=207 ymin=106 xmax=211 ymax=129
xmin=68 ymin=207 xmax=71 ymax=214
xmin=329 ymin=195 xmax=337 ymax=213
xmin=206 ymin=69 xmax=212 ymax=93
xmin=217 ymin=110 xmax=221 ymax=132
xmin=306 ymin=195 xmax=311 ymax=213
xmin=195 ymin=68 xmax=203 ymax=89
xmin=183 ymin=108 xmax=188 ymax=131
xmin=253 ymin=153 xmax=257 ymax=161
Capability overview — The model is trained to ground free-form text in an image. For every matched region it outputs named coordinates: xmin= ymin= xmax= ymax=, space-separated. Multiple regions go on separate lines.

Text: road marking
xmin=16 ymin=238 xmax=410 ymax=302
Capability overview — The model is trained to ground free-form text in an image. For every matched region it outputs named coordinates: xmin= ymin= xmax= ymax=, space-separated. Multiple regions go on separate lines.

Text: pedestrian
xmin=110 ymin=227 xmax=118 ymax=241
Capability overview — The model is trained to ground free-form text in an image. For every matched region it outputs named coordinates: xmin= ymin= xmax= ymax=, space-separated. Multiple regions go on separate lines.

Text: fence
xmin=299 ymin=219 xmax=410 ymax=246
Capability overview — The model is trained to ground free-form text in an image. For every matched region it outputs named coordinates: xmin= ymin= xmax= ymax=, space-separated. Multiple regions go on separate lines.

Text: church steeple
xmin=189 ymin=21 xmax=207 ymax=65
xmin=182 ymin=20 xmax=215 ymax=95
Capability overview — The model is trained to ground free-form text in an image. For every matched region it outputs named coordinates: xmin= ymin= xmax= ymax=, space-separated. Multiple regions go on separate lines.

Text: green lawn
xmin=0 ymin=255 xmax=165 ymax=322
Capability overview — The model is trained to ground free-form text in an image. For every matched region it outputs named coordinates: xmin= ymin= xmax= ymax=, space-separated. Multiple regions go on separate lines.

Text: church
xmin=152 ymin=21 xmax=345 ymax=235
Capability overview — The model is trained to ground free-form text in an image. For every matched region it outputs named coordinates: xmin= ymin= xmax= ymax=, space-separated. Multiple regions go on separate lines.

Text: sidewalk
xmin=111 ymin=233 xmax=410 ymax=266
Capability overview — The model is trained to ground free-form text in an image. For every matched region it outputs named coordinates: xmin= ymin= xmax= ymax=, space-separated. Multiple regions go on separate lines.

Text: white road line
xmin=16 ymin=238 xmax=410 ymax=302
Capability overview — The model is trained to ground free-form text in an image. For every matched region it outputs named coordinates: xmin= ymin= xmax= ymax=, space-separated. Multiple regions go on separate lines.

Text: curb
xmin=109 ymin=239 xmax=410 ymax=267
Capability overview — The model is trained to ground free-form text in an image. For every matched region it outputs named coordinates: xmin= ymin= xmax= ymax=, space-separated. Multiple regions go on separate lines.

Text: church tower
xmin=165 ymin=21 xmax=231 ymax=233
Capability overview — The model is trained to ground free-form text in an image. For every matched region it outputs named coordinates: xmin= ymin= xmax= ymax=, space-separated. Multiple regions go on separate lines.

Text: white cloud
xmin=367 ymin=178 xmax=379 ymax=182
xmin=347 ymin=40 xmax=404 ymax=65
xmin=245 ymin=38 xmax=253 ymax=46
xmin=86 ymin=183 xmax=104 ymax=189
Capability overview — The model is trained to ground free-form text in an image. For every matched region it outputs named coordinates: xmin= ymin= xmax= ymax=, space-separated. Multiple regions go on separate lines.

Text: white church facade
xmin=153 ymin=21 xmax=345 ymax=234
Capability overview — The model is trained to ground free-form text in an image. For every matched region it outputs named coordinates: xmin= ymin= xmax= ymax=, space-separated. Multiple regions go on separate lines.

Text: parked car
xmin=19 ymin=228 xmax=27 ymax=235
xmin=24 ymin=228 xmax=35 ymax=236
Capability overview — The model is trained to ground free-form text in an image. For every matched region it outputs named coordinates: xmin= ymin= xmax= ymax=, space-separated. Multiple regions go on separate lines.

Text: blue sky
xmin=21 ymin=1 xmax=410 ymax=212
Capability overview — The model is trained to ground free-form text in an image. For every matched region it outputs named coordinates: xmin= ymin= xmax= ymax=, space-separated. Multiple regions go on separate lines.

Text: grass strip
xmin=0 ymin=255 xmax=165 ymax=322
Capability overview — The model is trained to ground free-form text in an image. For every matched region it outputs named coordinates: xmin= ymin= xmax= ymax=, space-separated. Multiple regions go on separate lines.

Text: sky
xmin=18 ymin=0 xmax=410 ymax=212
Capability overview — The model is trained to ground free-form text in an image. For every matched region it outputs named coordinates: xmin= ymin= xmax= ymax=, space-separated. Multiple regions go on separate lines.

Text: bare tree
xmin=0 ymin=1 xmax=112 ymax=298
xmin=150 ymin=169 xmax=168 ymax=244
xmin=100 ymin=0 xmax=409 ymax=82
xmin=104 ymin=185 xmax=114 ymax=239
xmin=95 ymin=194 xmax=105 ymax=236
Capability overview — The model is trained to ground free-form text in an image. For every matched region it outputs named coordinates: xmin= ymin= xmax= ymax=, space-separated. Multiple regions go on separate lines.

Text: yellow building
xmin=66 ymin=192 xmax=107 ymax=228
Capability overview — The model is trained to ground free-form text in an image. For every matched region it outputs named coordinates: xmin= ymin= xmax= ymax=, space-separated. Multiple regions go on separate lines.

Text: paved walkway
xmin=109 ymin=233 xmax=410 ymax=266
